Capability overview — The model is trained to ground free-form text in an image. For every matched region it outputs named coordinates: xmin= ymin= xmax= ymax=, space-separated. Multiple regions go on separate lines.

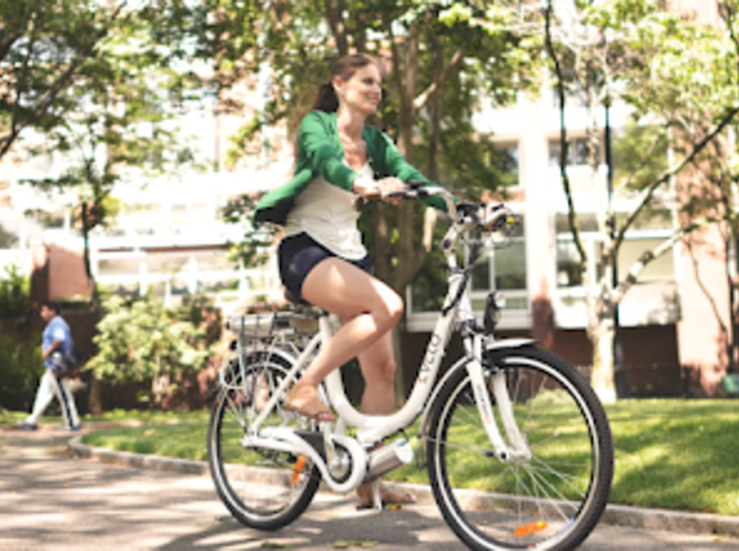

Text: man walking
xmin=17 ymin=301 xmax=81 ymax=432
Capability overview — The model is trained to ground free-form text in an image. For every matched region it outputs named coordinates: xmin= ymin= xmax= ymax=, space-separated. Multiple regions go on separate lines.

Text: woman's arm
xmin=298 ymin=112 xmax=358 ymax=191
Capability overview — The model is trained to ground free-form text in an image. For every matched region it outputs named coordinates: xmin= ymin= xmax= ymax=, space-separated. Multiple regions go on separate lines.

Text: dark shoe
xmin=59 ymin=425 xmax=82 ymax=433
xmin=16 ymin=420 xmax=38 ymax=431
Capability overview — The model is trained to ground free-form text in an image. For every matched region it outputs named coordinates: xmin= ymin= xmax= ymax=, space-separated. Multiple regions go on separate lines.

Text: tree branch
xmin=382 ymin=12 xmax=409 ymax=116
xmin=545 ymin=1 xmax=588 ymax=267
xmin=412 ymin=47 xmax=464 ymax=111
xmin=0 ymin=31 xmax=22 ymax=64
xmin=13 ymin=8 xmax=44 ymax=139
xmin=613 ymin=105 xmax=739 ymax=255
xmin=0 ymin=1 xmax=128 ymax=159
xmin=324 ymin=0 xmax=348 ymax=56
xmin=613 ymin=218 xmax=709 ymax=303
xmin=687 ymin=240 xmax=729 ymax=338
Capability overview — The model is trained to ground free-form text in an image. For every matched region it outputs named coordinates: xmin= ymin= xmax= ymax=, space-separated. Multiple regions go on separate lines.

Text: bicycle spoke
xmin=208 ymin=354 xmax=320 ymax=530
xmin=530 ymin=455 xmax=590 ymax=498
xmin=428 ymin=348 xmax=612 ymax=550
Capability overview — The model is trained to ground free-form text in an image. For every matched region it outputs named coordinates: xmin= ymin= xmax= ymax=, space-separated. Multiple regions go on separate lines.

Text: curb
xmin=68 ymin=436 xmax=209 ymax=476
xmin=67 ymin=438 xmax=739 ymax=540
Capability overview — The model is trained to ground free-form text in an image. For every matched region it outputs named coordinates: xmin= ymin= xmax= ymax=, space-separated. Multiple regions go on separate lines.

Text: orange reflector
xmin=291 ymin=454 xmax=307 ymax=486
xmin=513 ymin=520 xmax=548 ymax=537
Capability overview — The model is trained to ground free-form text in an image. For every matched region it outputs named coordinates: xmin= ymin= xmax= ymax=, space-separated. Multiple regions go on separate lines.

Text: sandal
xmin=356 ymin=482 xmax=416 ymax=510
xmin=284 ymin=384 xmax=334 ymax=422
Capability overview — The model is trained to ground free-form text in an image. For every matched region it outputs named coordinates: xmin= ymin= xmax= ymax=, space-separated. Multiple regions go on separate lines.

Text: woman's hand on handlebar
xmin=378 ymin=177 xmax=405 ymax=205
xmin=353 ymin=176 xmax=406 ymax=205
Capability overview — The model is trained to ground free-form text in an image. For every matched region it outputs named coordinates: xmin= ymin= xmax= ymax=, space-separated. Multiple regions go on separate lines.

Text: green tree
xmin=14 ymin=4 xmax=210 ymax=413
xmin=0 ymin=0 xmax=209 ymax=162
xmin=671 ymin=0 xmax=739 ymax=375
xmin=0 ymin=332 xmax=43 ymax=412
xmin=221 ymin=194 xmax=281 ymax=269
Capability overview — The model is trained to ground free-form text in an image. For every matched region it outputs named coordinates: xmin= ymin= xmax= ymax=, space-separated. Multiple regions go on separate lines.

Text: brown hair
xmin=311 ymin=53 xmax=381 ymax=113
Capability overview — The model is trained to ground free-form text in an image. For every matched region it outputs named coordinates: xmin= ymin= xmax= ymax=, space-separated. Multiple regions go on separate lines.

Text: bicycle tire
xmin=427 ymin=346 xmax=613 ymax=551
xmin=207 ymin=351 xmax=321 ymax=531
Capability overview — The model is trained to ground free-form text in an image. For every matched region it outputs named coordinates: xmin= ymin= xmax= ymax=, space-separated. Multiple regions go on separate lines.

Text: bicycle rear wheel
xmin=207 ymin=350 xmax=321 ymax=531
xmin=427 ymin=346 xmax=613 ymax=551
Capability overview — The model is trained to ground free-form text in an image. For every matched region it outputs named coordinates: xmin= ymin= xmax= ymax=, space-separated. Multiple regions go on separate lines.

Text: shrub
xmin=0 ymin=333 xmax=43 ymax=411
xmin=86 ymin=294 xmax=217 ymax=408
xmin=0 ymin=263 xmax=31 ymax=318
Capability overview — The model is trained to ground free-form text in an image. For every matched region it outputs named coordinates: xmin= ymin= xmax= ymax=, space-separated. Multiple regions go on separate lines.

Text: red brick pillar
xmin=676 ymin=226 xmax=731 ymax=395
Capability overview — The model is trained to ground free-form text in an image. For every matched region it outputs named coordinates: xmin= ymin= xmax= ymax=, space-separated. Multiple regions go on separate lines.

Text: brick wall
xmin=48 ymin=243 xmax=93 ymax=300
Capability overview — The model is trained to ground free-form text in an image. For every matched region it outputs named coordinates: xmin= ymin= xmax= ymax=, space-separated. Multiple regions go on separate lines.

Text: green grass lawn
xmin=4 ymin=399 xmax=739 ymax=516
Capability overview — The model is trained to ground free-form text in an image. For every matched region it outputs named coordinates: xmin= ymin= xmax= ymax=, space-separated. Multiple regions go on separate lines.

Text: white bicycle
xmin=207 ymin=184 xmax=614 ymax=551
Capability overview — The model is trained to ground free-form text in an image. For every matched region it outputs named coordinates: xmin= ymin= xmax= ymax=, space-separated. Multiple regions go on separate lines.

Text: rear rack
xmin=225 ymin=311 xmax=320 ymax=339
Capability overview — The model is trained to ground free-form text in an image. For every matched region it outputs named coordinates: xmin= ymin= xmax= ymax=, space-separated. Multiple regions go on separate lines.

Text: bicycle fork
xmin=466 ymin=336 xmax=531 ymax=463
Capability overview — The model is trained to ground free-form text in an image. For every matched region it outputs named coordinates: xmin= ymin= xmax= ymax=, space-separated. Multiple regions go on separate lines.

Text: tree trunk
xmin=732 ymin=234 xmax=739 ymax=373
xmin=589 ymin=316 xmax=617 ymax=404
xmin=87 ymin=377 xmax=103 ymax=414
xmin=81 ymin=200 xmax=104 ymax=414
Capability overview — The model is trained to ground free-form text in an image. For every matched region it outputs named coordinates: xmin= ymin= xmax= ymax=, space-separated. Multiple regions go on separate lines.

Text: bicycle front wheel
xmin=427 ymin=346 xmax=613 ymax=551
xmin=207 ymin=351 xmax=321 ymax=531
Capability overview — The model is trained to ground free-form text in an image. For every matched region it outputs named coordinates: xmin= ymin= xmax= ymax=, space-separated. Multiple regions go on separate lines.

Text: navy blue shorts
xmin=278 ymin=233 xmax=372 ymax=301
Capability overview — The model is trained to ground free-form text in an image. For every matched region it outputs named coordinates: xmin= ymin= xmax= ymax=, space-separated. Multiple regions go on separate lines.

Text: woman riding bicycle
xmin=254 ymin=53 xmax=445 ymax=508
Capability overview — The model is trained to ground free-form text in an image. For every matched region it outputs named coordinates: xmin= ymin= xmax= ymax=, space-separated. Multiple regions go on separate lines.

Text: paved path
xmin=2 ymin=427 xmax=739 ymax=550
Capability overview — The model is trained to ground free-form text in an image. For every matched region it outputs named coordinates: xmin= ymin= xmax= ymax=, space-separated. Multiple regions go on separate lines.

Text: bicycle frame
xmin=244 ymin=195 xmax=533 ymax=467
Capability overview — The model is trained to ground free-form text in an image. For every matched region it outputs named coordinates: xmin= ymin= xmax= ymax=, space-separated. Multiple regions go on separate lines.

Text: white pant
xmin=26 ymin=370 xmax=80 ymax=428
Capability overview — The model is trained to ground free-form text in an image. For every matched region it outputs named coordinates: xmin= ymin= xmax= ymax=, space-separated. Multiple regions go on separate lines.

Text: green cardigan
xmin=254 ymin=110 xmax=445 ymax=225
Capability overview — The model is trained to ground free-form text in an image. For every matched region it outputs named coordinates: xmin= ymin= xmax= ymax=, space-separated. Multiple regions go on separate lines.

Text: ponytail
xmin=311 ymin=82 xmax=339 ymax=113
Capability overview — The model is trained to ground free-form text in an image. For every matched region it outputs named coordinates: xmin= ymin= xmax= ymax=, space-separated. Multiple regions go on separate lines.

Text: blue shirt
xmin=43 ymin=315 xmax=71 ymax=369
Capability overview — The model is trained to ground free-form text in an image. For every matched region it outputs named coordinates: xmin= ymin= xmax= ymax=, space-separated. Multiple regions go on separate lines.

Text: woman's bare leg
xmin=356 ymin=332 xmax=396 ymax=415
xmin=287 ymin=258 xmax=402 ymax=414
xmin=354 ymin=332 xmax=416 ymax=507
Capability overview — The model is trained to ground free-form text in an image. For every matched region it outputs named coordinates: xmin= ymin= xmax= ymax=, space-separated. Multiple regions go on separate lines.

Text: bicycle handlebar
xmin=382 ymin=180 xmax=516 ymax=234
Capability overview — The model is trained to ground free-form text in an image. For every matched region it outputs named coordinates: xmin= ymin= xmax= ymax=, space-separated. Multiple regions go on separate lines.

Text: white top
xmin=284 ymin=162 xmax=372 ymax=260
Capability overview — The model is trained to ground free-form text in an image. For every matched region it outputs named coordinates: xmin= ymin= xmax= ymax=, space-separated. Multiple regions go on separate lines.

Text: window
xmin=192 ymin=250 xmax=229 ymax=272
xmin=467 ymin=216 xmax=528 ymax=310
xmin=556 ymin=241 xmax=583 ymax=288
xmin=410 ymin=216 xmax=528 ymax=313
xmin=146 ymin=253 xmax=190 ymax=274
xmin=555 ymin=214 xmax=676 ymax=290
xmin=549 ymin=137 xmax=601 ymax=167
xmin=618 ymin=239 xmax=675 ymax=282
xmin=491 ymin=142 xmax=520 ymax=187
